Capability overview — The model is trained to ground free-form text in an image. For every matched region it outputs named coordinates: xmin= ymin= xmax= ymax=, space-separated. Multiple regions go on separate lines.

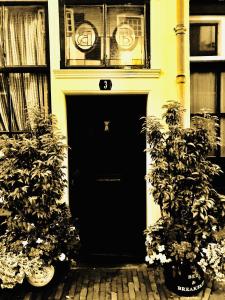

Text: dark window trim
xmin=0 ymin=1 xmax=47 ymax=6
xmin=58 ymin=0 xmax=150 ymax=69
xmin=190 ymin=61 xmax=225 ymax=72
xmin=190 ymin=2 xmax=225 ymax=16
xmin=61 ymin=0 xmax=148 ymax=5
xmin=0 ymin=67 xmax=49 ymax=73
xmin=190 ymin=23 xmax=218 ymax=56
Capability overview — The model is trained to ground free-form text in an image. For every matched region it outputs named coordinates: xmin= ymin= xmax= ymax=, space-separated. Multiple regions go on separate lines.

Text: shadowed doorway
xmin=66 ymin=94 xmax=147 ymax=264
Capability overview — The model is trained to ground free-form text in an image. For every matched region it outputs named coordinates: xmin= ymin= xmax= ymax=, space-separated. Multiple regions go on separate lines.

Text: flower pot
xmin=27 ymin=265 xmax=55 ymax=287
xmin=164 ymin=262 xmax=205 ymax=296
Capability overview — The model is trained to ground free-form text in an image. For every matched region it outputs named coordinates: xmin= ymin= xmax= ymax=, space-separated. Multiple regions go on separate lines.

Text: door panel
xmin=67 ymin=94 xmax=146 ymax=262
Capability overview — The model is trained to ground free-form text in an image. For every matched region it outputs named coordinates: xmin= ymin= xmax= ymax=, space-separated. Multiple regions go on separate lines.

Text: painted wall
xmin=47 ymin=0 xmax=190 ymax=225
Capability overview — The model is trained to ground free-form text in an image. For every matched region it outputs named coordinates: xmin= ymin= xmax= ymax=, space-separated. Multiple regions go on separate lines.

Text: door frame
xmin=51 ymin=69 xmax=162 ymax=226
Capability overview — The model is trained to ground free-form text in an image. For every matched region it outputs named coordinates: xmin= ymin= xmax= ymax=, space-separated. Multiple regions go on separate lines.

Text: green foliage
xmin=143 ymin=100 xmax=225 ymax=269
xmin=0 ymin=110 xmax=80 ymax=288
xmin=0 ymin=243 xmax=44 ymax=289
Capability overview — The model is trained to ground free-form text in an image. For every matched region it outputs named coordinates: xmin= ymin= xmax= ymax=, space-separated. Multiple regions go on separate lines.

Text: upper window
xmin=190 ymin=24 xmax=217 ymax=56
xmin=61 ymin=1 xmax=149 ymax=68
xmin=0 ymin=5 xmax=47 ymax=67
xmin=190 ymin=16 xmax=225 ymax=61
xmin=0 ymin=3 xmax=50 ymax=134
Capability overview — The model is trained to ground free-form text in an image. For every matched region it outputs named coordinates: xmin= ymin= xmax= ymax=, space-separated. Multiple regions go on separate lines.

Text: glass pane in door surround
xmin=65 ymin=6 xmax=103 ymax=66
xmin=106 ymin=5 xmax=145 ymax=67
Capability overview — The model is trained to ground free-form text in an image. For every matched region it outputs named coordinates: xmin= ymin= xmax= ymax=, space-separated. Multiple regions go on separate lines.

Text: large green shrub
xmin=143 ymin=101 xmax=225 ymax=269
xmin=0 ymin=110 xmax=80 ymax=288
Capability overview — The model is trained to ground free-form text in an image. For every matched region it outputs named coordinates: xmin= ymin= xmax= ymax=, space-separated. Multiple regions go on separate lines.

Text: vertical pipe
xmin=175 ymin=0 xmax=189 ymax=124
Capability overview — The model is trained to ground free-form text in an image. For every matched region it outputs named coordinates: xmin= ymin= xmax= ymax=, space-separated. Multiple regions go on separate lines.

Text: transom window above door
xmin=60 ymin=1 xmax=150 ymax=68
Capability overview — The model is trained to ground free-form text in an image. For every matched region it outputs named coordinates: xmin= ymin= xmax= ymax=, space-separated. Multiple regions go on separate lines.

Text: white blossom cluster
xmin=145 ymin=241 xmax=171 ymax=265
xmin=198 ymin=240 xmax=225 ymax=282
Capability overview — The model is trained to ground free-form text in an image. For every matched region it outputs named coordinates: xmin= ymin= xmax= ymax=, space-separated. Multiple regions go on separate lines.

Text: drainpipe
xmin=174 ymin=0 xmax=189 ymax=125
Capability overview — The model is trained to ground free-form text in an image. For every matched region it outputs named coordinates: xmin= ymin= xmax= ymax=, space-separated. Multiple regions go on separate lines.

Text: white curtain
xmin=190 ymin=72 xmax=216 ymax=114
xmin=9 ymin=73 xmax=48 ymax=131
xmin=220 ymin=73 xmax=225 ymax=113
xmin=221 ymin=119 xmax=225 ymax=157
xmin=0 ymin=75 xmax=9 ymax=131
xmin=3 ymin=6 xmax=46 ymax=66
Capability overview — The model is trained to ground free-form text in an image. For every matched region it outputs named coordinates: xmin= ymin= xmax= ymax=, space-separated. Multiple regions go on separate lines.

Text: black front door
xmin=67 ymin=94 xmax=146 ymax=263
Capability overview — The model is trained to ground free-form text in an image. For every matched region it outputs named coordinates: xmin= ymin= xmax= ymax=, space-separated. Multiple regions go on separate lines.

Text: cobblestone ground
xmin=0 ymin=264 xmax=224 ymax=300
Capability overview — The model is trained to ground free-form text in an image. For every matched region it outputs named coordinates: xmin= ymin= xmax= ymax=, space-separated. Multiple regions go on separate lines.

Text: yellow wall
xmin=47 ymin=0 xmax=190 ymax=225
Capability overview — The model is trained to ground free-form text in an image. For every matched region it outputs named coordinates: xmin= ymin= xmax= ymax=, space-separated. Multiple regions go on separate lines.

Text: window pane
xmin=65 ymin=6 xmax=103 ymax=66
xmin=9 ymin=73 xmax=48 ymax=131
xmin=0 ymin=7 xmax=4 ymax=67
xmin=191 ymin=117 xmax=216 ymax=157
xmin=220 ymin=73 xmax=225 ymax=113
xmin=0 ymin=74 xmax=9 ymax=131
xmin=190 ymin=24 xmax=217 ymax=56
xmin=221 ymin=118 xmax=225 ymax=157
xmin=106 ymin=5 xmax=145 ymax=67
xmin=190 ymin=72 xmax=216 ymax=113
xmin=2 ymin=6 xmax=46 ymax=66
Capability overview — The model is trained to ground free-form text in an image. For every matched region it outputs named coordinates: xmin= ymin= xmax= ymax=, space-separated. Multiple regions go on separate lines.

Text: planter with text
xmin=164 ymin=262 xmax=205 ymax=296
xmin=27 ymin=265 xmax=55 ymax=287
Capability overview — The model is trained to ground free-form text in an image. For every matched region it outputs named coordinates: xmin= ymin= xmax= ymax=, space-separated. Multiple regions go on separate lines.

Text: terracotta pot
xmin=164 ymin=262 xmax=205 ymax=296
xmin=27 ymin=265 xmax=55 ymax=287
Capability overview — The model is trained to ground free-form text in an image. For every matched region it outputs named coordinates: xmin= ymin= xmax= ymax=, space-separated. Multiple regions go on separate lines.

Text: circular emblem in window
xmin=115 ymin=24 xmax=136 ymax=51
xmin=73 ymin=21 xmax=97 ymax=53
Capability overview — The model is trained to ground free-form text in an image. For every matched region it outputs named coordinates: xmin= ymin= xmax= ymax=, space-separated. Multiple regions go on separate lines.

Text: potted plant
xmin=198 ymin=226 xmax=225 ymax=290
xmin=0 ymin=242 xmax=46 ymax=289
xmin=142 ymin=101 xmax=225 ymax=296
xmin=0 ymin=110 xmax=80 ymax=288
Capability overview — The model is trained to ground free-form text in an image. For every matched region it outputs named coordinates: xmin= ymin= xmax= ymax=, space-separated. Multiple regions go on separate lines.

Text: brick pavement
xmin=0 ymin=264 xmax=224 ymax=299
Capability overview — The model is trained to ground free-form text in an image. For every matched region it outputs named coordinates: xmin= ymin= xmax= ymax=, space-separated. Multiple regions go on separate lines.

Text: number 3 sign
xmin=99 ymin=80 xmax=112 ymax=90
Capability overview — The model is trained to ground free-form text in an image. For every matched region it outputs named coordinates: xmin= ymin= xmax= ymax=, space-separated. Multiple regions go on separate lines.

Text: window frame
xmin=190 ymin=62 xmax=225 ymax=158
xmin=58 ymin=0 xmax=150 ymax=69
xmin=0 ymin=1 xmax=51 ymax=135
xmin=190 ymin=16 xmax=225 ymax=62
xmin=190 ymin=23 xmax=218 ymax=57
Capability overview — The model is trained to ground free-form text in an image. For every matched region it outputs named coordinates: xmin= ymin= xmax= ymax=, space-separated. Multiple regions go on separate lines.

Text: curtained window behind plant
xmin=0 ymin=4 xmax=49 ymax=133
xmin=191 ymin=72 xmax=225 ymax=157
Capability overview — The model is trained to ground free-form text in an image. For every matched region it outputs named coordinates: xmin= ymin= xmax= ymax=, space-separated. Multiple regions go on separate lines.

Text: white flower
xmin=21 ymin=241 xmax=28 ymax=247
xmin=36 ymin=238 xmax=43 ymax=244
xmin=0 ymin=151 xmax=4 ymax=159
xmin=145 ymin=254 xmax=156 ymax=264
xmin=212 ymin=225 xmax=217 ymax=231
xmin=59 ymin=253 xmax=66 ymax=261
xmin=157 ymin=245 xmax=165 ymax=252
xmin=145 ymin=255 xmax=150 ymax=262
xmin=157 ymin=253 xmax=171 ymax=263
xmin=202 ymin=247 xmax=207 ymax=254
xmin=146 ymin=235 xmax=153 ymax=243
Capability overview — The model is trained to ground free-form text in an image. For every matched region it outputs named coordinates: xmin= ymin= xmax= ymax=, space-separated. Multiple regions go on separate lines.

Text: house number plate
xmin=99 ymin=79 xmax=112 ymax=90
